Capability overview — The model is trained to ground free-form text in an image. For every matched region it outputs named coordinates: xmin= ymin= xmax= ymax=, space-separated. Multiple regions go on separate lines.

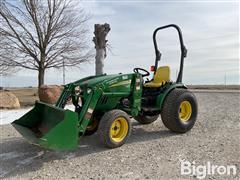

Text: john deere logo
xmin=110 ymin=80 xmax=131 ymax=87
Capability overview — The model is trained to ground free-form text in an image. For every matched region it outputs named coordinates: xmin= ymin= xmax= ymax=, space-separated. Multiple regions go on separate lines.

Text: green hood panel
xmin=72 ymin=74 xmax=134 ymax=88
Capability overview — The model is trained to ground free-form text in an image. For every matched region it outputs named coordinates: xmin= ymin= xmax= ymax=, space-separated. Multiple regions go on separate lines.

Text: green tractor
xmin=12 ymin=24 xmax=198 ymax=150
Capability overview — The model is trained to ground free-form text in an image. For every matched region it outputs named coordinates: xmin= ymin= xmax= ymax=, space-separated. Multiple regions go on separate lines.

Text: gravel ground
xmin=0 ymin=92 xmax=240 ymax=180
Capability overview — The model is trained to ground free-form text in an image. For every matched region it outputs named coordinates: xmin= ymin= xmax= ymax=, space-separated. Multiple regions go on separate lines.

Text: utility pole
xmin=224 ymin=72 xmax=227 ymax=89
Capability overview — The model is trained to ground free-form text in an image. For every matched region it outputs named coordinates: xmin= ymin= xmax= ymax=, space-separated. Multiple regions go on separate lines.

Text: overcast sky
xmin=1 ymin=0 xmax=239 ymax=87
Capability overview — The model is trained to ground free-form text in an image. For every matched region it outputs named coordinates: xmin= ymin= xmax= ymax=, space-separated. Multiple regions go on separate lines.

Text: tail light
xmin=150 ymin=66 xmax=155 ymax=72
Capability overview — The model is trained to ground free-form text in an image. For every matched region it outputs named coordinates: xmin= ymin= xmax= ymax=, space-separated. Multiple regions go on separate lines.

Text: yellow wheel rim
xmin=110 ymin=117 xmax=128 ymax=143
xmin=179 ymin=101 xmax=192 ymax=122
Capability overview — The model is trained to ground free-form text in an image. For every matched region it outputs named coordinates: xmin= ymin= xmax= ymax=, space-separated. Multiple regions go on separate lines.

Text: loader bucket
xmin=11 ymin=102 xmax=79 ymax=150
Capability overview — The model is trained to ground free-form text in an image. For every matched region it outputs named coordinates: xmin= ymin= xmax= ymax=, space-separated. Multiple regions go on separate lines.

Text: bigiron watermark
xmin=180 ymin=160 xmax=237 ymax=179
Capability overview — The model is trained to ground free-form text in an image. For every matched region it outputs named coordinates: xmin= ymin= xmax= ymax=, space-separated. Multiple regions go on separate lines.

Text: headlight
xmin=87 ymin=88 xmax=92 ymax=94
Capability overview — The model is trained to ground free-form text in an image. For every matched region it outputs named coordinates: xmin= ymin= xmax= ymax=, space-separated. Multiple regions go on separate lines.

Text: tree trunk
xmin=38 ymin=53 xmax=46 ymax=88
xmin=93 ymin=23 xmax=110 ymax=75
xmin=38 ymin=67 xmax=45 ymax=88
xmin=95 ymin=49 xmax=105 ymax=75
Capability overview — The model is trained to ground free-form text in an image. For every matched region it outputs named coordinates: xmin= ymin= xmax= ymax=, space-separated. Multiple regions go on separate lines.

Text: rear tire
xmin=98 ymin=110 xmax=132 ymax=148
xmin=134 ymin=114 xmax=159 ymax=124
xmin=161 ymin=89 xmax=198 ymax=133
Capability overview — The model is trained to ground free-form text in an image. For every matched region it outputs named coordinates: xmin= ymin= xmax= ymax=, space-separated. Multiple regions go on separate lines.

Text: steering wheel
xmin=133 ymin=68 xmax=150 ymax=77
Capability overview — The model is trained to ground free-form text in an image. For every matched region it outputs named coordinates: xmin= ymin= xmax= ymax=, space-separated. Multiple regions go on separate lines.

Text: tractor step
xmin=141 ymin=106 xmax=160 ymax=112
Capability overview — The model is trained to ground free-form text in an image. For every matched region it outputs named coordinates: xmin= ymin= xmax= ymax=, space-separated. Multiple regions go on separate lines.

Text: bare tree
xmin=93 ymin=23 xmax=110 ymax=75
xmin=0 ymin=0 xmax=92 ymax=87
xmin=0 ymin=64 xmax=17 ymax=76
xmin=0 ymin=40 xmax=18 ymax=75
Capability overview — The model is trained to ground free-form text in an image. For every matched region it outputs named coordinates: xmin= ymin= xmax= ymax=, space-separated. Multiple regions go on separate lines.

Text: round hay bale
xmin=0 ymin=91 xmax=20 ymax=109
xmin=38 ymin=85 xmax=63 ymax=104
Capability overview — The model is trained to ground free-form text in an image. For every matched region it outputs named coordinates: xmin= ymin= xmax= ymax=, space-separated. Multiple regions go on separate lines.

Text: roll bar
xmin=153 ymin=24 xmax=187 ymax=83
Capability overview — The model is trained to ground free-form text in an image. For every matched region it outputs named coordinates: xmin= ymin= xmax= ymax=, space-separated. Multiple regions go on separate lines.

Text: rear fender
xmin=157 ymin=83 xmax=187 ymax=110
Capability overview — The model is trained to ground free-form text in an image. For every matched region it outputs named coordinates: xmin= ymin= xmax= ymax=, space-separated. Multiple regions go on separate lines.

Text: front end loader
xmin=12 ymin=24 xmax=198 ymax=150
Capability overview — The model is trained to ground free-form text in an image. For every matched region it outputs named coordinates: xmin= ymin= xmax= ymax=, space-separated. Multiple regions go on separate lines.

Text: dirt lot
xmin=0 ymin=92 xmax=240 ymax=179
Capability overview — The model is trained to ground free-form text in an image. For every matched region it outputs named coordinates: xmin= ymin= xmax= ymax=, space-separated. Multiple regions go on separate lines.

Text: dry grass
xmin=7 ymin=87 xmax=39 ymax=107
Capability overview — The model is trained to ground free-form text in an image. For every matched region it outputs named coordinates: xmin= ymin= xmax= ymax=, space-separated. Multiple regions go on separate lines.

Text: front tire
xmin=98 ymin=110 xmax=132 ymax=148
xmin=161 ymin=89 xmax=198 ymax=133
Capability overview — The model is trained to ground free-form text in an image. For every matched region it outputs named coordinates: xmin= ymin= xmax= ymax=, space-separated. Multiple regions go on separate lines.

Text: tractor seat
xmin=144 ymin=66 xmax=170 ymax=88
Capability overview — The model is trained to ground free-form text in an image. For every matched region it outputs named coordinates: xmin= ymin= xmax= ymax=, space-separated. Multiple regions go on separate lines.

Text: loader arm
xmin=55 ymin=83 xmax=103 ymax=134
xmin=77 ymin=89 xmax=102 ymax=135
xmin=55 ymin=84 xmax=73 ymax=108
